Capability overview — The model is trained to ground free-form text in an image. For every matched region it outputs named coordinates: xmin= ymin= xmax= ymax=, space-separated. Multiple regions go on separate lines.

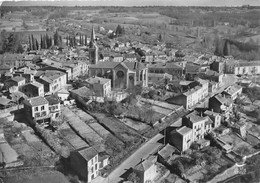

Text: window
xmin=91 ymin=159 xmax=94 ymax=165
xmin=35 ymin=107 xmax=38 ymax=112
xmin=95 ymin=163 xmax=98 ymax=170
xmin=41 ymin=111 xmax=46 ymax=116
xmin=35 ymin=112 xmax=41 ymax=118
xmin=41 ymin=106 xmax=45 ymax=111
xmin=95 ymin=156 xmax=98 ymax=162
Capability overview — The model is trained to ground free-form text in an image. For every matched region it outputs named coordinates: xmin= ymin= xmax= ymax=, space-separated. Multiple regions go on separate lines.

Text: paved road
xmin=92 ymin=133 xmax=164 ymax=183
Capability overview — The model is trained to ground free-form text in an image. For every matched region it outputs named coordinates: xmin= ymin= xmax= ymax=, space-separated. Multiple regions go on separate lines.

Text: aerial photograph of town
xmin=0 ymin=0 xmax=260 ymax=182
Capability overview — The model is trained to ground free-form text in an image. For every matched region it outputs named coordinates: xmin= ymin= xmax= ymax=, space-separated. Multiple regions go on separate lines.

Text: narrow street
xmin=92 ymin=133 xmax=164 ymax=183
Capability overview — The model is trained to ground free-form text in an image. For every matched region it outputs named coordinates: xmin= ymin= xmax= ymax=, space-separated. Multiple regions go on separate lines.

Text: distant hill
xmin=2 ymin=0 xmax=260 ymax=7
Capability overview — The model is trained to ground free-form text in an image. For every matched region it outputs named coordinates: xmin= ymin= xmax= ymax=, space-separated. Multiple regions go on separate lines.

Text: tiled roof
xmin=29 ymin=82 xmax=43 ymax=88
xmin=185 ymin=111 xmax=206 ymax=124
xmin=134 ymin=155 xmax=157 ymax=171
xmin=177 ymin=126 xmax=192 ymax=135
xmin=223 ymin=85 xmax=242 ymax=96
xmin=23 ymin=96 xmax=48 ymax=107
xmin=237 ymin=60 xmax=260 ymax=67
xmin=78 ymin=147 xmax=98 ymax=161
xmin=45 ymin=95 xmax=60 ymax=105
xmin=70 ymin=86 xmax=94 ymax=98
xmin=213 ymin=94 xmax=233 ymax=105
xmin=11 ymin=76 xmax=25 ymax=83
xmin=0 ymin=97 xmax=11 ymax=106
xmin=158 ymin=144 xmax=176 ymax=160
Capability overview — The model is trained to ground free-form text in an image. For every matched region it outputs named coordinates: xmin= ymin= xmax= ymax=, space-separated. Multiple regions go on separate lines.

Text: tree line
xmin=0 ymin=30 xmax=24 ymax=54
xmin=65 ymin=33 xmax=88 ymax=47
xmin=28 ymin=30 xmax=62 ymax=51
xmin=214 ymin=37 xmax=260 ymax=60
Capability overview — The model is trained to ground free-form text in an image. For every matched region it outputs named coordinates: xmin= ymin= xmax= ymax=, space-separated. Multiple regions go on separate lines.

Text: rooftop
xmin=204 ymin=110 xmax=219 ymax=117
xmin=78 ymin=147 xmax=98 ymax=161
xmin=45 ymin=95 xmax=60 ymax=105
xmin=134 ymin=155 xmax=157 ymax=171
xmin=213 ymin=94 xmax=233 ymax=105
xmin=29 ymin=81 xmax=43 ymax=88
xmin=185 ymin=111 xmax=206 ymax=124
xmin=158 ymin=144 xmax=176 ymax=161
xmin=176 ymin=126 xmax=192 ymax=136
xmin=10 ymin=76 xmax=25 ymax=83
xmin=70 ymin=86 xmax=94 ymax=98
xmin=23 ymin=96 xmax=49 ymax=107
xmin=223 ymin=85 xmax=242 ymax=96
xmin=237 ymin=60 xmax=260 ymax=67
xmin=0 ymin=97 xmax=11 ymax=106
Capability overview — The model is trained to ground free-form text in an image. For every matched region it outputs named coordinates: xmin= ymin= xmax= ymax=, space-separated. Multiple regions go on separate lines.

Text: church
xmin=88 ymin=27 xmax=148 ymax=90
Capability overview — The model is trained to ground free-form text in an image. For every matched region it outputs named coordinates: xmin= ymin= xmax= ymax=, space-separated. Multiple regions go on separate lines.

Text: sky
xmin=0 ymin=0 xmax=260 ymax=6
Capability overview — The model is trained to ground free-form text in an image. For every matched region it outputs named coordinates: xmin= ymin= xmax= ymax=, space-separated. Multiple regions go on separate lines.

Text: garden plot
xmin=70 ymin=107 xmax=95 ymax=123
xmin=122 ymin=118 xmax=151 ymax=132
xmin=93 ymin=113 xmax=143 ymax=145
xmin=59 ymin=123 xmax=89 ymax=151
xmin=220 ymin=133 xmax=256 ymax=156
xmin=63 ymin=108 xmax=103 ymax=145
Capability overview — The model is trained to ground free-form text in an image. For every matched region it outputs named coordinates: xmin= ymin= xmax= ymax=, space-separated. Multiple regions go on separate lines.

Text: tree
xmin=84 ymin=35 xmax=87 ymax=46
xmin=127 ymin=172 xmax=140 ymax=183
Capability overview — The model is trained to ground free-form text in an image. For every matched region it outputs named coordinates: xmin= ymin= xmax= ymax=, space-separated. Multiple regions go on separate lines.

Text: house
xmin=199 ymin=69 xmax=224 ymax=84
xmin=183 ymin=111 xmax=208 ymax=142
xmin=54 ymin=88 xmax=70 ymax=101
xmin=232 ymin=121 xmax=247 ymax=139
xmin=83 ymin=76 xmax=111 ymax=98
xmin=4 ymin=76 xmax=26 ymax=90
xmin=70 ymin=87 xmax=94 ymax=102
xmin=35 ymin=70 xmax=67 ymax=94
xmin=148 ymin=62 xmax=183 ymax=79
xmin=210 ymin=61 xmax=224 ymax=73
xmin=185 ymin=63 xmax=201 ymax=80
xmin=170 ymin=126 xmax=193 ymax=152
xmin=0 ymin=97 xmax=14 ymax=109
xmin=70 ymin=147 xmax=99 ymax=182
xmin=89 ymin=61 xmax=148 ymax=89
xmin=224 ymin=58 xmax=238 ymax=74
xmin=204 ymin=110 xmax=221 ymax=128
xmin=222 ymin=84 xmax=242 ymax=100
xmin=20 ymin=82 xmax=44 ymax=97
xmin=133 ymin=155 xmax=158 ymax=183
xmin=209 ymin=94 xmax=233 ymax=114
xmin=23 ymin=96 xmax=51 ymax=124
xmin=0 ymin=64 xmax=13 ymax=78
xmin=157 ymin=144 xmax=177 ymax=165
xmin=167 ymin=79 xmax=208 ymax=109
xmin=234 ymin=60 xmax=260 ymax=75
xmin=45 ymin=95 xmax=61 ymax=120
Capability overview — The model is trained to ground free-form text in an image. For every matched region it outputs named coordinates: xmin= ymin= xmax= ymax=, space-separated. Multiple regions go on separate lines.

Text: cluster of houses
xmin=0 ymin=24 xmax=259 ymax=183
